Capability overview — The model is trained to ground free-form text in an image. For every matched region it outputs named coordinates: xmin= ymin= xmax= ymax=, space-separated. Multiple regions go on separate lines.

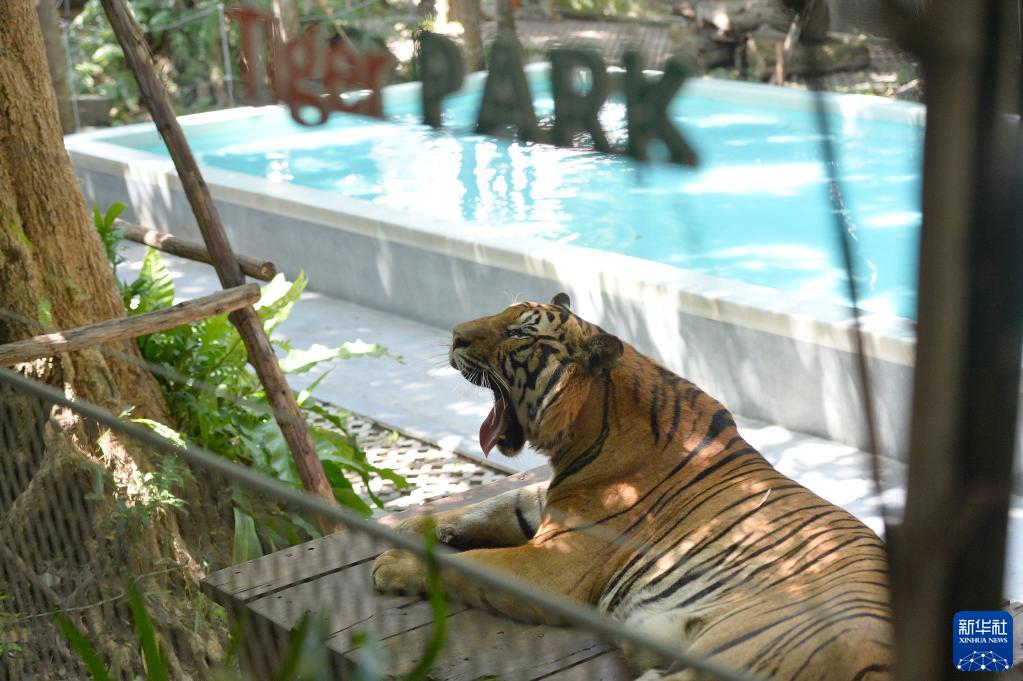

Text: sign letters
xmin=224 ymin=10 xmax=697 ymax=165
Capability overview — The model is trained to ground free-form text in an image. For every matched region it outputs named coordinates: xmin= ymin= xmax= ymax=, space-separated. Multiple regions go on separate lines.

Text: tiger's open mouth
xmin=460 ymin=367 xmax=526 ymax=457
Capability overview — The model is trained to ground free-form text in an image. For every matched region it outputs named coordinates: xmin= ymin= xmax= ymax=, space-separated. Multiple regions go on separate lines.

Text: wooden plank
xmin=118 ymin=220 xmax=278 ymax=282
xmin=0 ymin=284 xmax=260 ymax=366
xmin=531 ymin=650 xmax=631 ymax=681
xmin=99 ymin=0 xmax=339 ymax=518
xmin=205 ymin=467 xmax=548 ymax=603
xmin=204 ymin=530 xmax=385 ymax=603
xmin=201 ymin=466 xmax=636 ymax=681
xmin=246 ymin=549 xmax=450 ymax=636
xmin=373 ymin=606 xmax=623 ymax=681
xmin=246 ymin=556 xmax=628 ymax=681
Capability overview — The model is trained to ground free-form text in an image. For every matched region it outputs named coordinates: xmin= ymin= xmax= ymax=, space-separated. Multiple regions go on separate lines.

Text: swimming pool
xmin=125 ymin=71 xmax=924 ymax=320
xmin=68 ymin=66 xmax=955 ymax=474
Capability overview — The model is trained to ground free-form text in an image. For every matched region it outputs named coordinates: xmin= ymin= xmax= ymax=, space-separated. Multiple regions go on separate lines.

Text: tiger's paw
xmin=372 ymin=549 xmax=428 ymax=596
xmin=396 ymin=513 xmax=462 ymax=547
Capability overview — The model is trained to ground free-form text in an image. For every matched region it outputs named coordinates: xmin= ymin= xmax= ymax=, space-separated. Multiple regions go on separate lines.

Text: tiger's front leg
xmin=372 ymin=543 xmax=579 ymax=626
xmin=392 ymin=481 xmax=547 ymax=549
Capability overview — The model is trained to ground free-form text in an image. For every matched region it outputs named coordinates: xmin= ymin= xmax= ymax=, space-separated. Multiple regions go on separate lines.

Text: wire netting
xmin=0 ymin=361 xmax=773 ymax=681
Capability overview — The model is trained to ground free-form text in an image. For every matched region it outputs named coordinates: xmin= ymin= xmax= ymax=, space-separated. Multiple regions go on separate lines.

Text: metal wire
xmin=0 ymin=366 xmax=765 ymax=681
xmin=803 ymin=42 xmax=890 ymax=529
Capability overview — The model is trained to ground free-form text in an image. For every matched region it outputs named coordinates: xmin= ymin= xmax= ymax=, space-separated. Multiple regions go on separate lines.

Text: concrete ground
xmin=120 ymin=241 xmax=1022 ymax=603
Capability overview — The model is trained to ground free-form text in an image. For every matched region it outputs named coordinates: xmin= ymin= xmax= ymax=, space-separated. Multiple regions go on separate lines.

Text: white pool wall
xmin=63 ymin=68 xmax=1023 ymax=486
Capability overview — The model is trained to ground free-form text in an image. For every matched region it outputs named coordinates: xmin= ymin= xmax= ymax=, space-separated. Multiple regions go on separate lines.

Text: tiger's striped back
xmin=443 ymin=296 xmax=894 ymax=680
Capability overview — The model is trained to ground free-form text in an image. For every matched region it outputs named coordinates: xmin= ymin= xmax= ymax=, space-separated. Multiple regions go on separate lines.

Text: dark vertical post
xmin=98 ymin=0 xmax=340 ymax=525
xmin=893 ymin=2 xmax=1020 ymax=679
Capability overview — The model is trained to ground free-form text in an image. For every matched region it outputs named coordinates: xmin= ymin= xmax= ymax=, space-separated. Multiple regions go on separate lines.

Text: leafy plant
xmin=97 ymin=214 xmax=407 ymax=559
xmin=67 ymin=0 xmax=410 ymax=121
xmin=54 ymin=583 xmax=167 ymax=681
xmin=93 ymin=202 xmax=126 ymax=274
xmin=70 ymin=0 xmax=233 ymax=119
xmin=58 ymin=566 xmax=449 ymax=681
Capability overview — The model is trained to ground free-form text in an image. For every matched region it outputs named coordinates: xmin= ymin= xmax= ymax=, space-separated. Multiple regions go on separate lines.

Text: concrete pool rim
xmin=65 ymin=66 xmax=923 ymax=367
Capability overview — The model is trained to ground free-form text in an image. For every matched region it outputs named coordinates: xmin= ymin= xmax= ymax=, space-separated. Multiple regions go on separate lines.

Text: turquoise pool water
xmin=132 ymin=80 xmax=923 ymax=319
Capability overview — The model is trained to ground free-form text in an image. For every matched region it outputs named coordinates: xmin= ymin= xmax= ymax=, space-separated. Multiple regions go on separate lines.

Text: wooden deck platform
xmin=202 ymin=467 xmax=632 ymax=681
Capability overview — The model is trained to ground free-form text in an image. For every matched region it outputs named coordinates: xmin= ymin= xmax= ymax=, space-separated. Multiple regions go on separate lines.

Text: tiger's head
xmin=449 ymin=293 xmax=624 ymax=458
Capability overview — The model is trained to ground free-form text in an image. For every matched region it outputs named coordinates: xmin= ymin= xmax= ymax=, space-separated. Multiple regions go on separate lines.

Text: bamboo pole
xmin=0 ymin=285 xmax=260 ymax=366
xmin=118 ymin=220 xmax=278 ymax=282
xmin=98 ymin=0 xmax=340 ymax=522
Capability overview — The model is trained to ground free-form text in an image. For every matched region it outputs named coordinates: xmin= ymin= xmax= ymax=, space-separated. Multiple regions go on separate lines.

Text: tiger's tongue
xmin=479 ymin=395 xmax=509 ymax=457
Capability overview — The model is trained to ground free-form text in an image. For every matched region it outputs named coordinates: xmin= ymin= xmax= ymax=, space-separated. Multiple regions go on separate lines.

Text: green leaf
xmin=53 ymin=613 xmax=115 ymax=681
xmin=256 ymin=272 xmax=306 ymax=333
xmin=130 ymin=418 xmax=187 ymax=448
xmin=336 ymin=339 xmax=390 ymax=360
xmin=233 ymin=509 xmax=263 ymax=564
xmin=101 ymin=202 xmax=125 ymax=229
xmin=321 ymin=461 xmax=373 ymax=516
xmin=128 ymin=248 xmax=174 ymax=314
xmin=127 ymin=582 xmax=168 ymax=681
xmin=35 ymin=300 xmax=53 ymax=330
xmin=295 ymin=369 xmax=333 ymax=406
xmin=278 ymin=344 xmax=343 ymax=374
xmin=280 ymin=340 xmax=389 ymax=375
xmin=305 ymin=403 xmax=352 ymax=432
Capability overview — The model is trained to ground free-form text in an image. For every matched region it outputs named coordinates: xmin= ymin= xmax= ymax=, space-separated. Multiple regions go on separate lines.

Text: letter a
xmin=476 ymin=36 xmax=541 ymax=142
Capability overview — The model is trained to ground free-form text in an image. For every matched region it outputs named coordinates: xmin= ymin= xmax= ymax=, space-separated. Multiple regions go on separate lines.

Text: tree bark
xmin=0 ymin=1 xmax=229 ymax=677
xmin=34 ymin=0 xmax=74 ymax=134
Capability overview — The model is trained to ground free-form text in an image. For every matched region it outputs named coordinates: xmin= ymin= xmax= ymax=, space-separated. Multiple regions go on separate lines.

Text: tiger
xmin=373 ymin=293 xmax=894 ymax=681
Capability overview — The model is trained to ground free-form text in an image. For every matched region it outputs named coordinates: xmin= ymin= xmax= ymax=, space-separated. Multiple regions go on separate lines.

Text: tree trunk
xmin=0 ymin=1 xmax=229 ymax=677
xmin=34 ymin=0 xmax=74 ymax=134
xmin=451 ymin=0 xmax=484 ymax=71
xmin=271 ymin=0 xmax=301 ymax=44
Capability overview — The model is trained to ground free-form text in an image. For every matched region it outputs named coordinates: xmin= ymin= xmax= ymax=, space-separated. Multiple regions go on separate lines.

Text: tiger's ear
xmin=549 ymin=292 xmax=571 ymax=309
xmin=578 ymin=332 xmax=624 ymax=371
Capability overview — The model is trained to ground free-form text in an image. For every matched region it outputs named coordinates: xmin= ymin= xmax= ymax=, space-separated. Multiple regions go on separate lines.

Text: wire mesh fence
xmin=0 ymin=364 xmax=776 ymax=681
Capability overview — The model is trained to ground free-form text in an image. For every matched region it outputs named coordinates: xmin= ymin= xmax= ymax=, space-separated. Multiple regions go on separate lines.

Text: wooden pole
xmin=0 ymin=285 xmax=259 ymax=366
xmin=99 ymin=0 xmax=340 ymax=521
xmin=891 ymin=2 xmax=1020 ymax=679
xmin=118 ymin=220 xmax=278 ymax=282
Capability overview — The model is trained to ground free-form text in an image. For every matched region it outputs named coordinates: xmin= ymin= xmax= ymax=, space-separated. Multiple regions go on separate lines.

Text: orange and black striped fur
xmin=373 ymin=294 xmax=893 ymax=681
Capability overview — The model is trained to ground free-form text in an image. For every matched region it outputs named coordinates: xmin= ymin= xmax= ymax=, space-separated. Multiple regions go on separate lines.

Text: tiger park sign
xmin=229 ymin=8 xmax=698 ymax=166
